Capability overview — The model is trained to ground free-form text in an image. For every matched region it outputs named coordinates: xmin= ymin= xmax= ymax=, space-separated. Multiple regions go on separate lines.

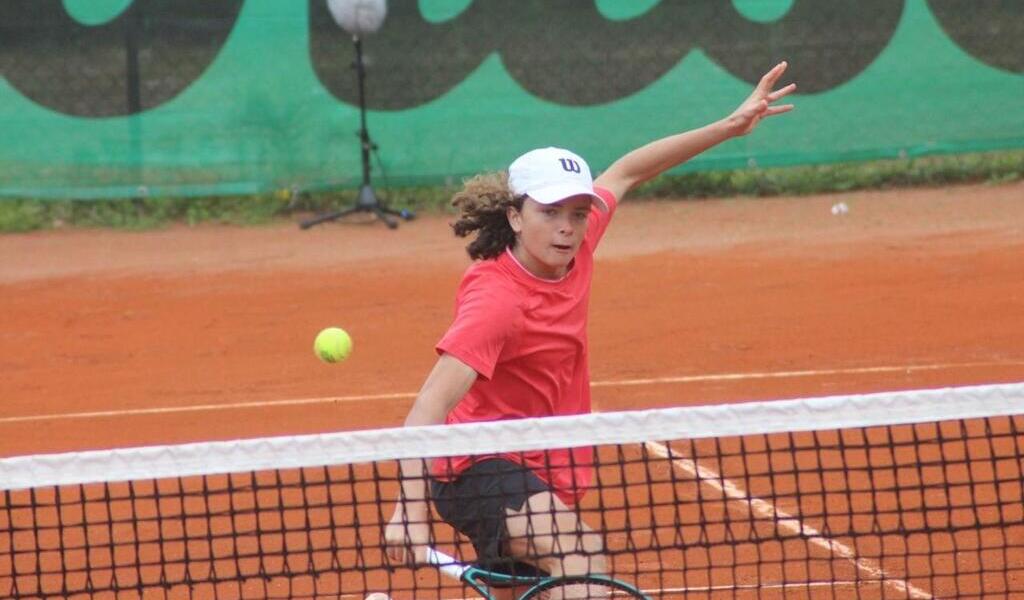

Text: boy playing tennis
xmin=385 ymin=62 xmax=796 ymax=598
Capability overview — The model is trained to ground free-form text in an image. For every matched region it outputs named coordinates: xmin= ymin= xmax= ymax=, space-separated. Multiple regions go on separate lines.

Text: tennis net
xmin=2 ymin=383 xmax=1022 ymax=599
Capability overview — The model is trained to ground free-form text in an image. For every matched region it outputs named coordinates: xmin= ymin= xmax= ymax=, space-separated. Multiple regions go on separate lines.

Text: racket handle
xmin=425 ymin=547 xmax=468 ymax=580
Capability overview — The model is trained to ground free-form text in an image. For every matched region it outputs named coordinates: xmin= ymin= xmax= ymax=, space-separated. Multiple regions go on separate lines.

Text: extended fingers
xmin=767 ymin=82 xmax=797 ymax=103
xmin=758 ymin=60 xmax=788 ymax=91
xmin=765 ymin=104 xmax=795 ymax=117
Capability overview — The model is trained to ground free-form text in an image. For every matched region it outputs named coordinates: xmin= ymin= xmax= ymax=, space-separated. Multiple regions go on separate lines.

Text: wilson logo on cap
xmin=558 ymin=158 xmax=582 ymax=174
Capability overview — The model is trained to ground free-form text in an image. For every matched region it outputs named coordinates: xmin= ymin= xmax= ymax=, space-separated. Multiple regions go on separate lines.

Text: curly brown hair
xmin=450 ymin=171 xmax=523 ymax=260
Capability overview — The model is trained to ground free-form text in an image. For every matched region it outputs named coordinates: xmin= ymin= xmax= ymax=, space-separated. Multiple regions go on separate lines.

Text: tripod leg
xmin=373 ymin=207 xmax=399 ymax=229
xmin=299 ymin=206 xmax=362 ymax=230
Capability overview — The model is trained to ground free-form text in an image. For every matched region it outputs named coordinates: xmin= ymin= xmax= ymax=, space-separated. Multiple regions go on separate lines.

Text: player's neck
xmin=508 ymin=245 xmax=571 ymax=281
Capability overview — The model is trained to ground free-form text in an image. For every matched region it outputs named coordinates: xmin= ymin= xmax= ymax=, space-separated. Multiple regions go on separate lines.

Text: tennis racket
xmin=426 ymin=547 xmax=651 ymax=600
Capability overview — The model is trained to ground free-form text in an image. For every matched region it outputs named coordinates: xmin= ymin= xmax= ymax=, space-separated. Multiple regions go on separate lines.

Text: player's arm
xmin=595 ymin=61 xmax=796 ymax=201
xmin=384 ymin=353 xmax=478 ymax=564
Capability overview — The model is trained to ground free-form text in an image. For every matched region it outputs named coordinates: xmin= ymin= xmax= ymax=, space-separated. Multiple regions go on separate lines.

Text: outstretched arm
xmin=595 ymin=61 xmax=796 ymax=201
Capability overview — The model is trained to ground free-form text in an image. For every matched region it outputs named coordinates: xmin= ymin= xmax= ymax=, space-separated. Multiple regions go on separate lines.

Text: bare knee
xmin=505 ymin=492 xmax=606 ymax=576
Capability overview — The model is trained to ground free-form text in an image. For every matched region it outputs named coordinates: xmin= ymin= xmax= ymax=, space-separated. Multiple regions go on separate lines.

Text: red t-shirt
xmin=432 ymin=187 xmax=618 ymax=505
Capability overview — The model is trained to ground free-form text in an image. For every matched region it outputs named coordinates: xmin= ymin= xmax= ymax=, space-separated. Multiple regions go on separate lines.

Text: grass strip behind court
xmin=1 ymin=149 xmax=1021 ymax=233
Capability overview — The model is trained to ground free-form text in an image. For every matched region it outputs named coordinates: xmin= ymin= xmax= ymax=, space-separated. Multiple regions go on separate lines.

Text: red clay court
xmin=2 ymin=181 xmax=1023 ymax=598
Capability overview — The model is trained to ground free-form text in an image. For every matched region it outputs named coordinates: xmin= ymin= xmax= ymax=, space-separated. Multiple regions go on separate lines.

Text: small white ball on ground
xmin=364 ymin=593 xmax=392 ymax=600
xmin=830 ymin=202 xmax=849 ymax=216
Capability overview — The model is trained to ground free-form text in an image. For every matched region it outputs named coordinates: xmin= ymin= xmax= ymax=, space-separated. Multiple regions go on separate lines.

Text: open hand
xmin=383 ymin=507 xmax=431 ymax=566
xmin=726 ymin=61 xmax=796 ymax=136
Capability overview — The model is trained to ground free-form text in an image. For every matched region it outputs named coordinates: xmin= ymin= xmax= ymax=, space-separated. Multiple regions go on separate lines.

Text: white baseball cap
xmin=508 ymin=147 xmax=608 ymax=212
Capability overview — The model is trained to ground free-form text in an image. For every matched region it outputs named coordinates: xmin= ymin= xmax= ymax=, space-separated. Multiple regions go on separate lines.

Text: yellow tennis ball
xmin=314 ymin=327 xmax=352 ymax=363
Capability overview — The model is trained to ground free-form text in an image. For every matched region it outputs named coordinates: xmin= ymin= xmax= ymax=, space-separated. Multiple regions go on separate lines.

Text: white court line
xmin=0 ymin=391 xmax=419 ymax=425
xmin=644 ymin=440 xmax=934 ymax=600
xmin=591 ymin=360 xmax=1024 ymax=388
xmin=3 ymin=359 xmax=1023 ymax=424
xmin=643 ymin=580 xmax=903 ymax=594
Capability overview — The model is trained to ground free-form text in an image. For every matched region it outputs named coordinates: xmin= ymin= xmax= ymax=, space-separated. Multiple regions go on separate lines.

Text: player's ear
xmin=506 ymin=204 xmax=523 ymax=234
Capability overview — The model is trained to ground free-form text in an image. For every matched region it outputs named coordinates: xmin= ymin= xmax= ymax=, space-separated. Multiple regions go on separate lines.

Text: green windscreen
xmin=0 ymin=0 xmax=1021 ymax=200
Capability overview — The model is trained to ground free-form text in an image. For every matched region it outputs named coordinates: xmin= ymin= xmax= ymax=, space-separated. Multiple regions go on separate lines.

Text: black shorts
xmin=430 ymin=458 xmax=551 ymax=582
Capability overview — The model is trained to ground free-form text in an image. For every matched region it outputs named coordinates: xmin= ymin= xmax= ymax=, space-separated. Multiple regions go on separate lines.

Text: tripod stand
xmin=300 ymin=36 xmax=413 ymax=230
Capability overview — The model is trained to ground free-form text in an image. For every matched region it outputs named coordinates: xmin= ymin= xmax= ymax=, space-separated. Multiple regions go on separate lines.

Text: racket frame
xmin=425 ymin=547 xmax=650 ymax=599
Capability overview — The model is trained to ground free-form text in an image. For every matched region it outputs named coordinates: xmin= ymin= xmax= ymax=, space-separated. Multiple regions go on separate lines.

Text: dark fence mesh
xmin=1 ymin=1 xmax=1022 ymax=199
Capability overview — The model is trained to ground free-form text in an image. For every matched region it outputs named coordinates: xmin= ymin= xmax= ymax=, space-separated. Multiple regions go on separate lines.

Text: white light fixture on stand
xmin=327 ymin=0 xmax=387 ymax=37
xmin=302 ymin=0 xmax=413 ymax=230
